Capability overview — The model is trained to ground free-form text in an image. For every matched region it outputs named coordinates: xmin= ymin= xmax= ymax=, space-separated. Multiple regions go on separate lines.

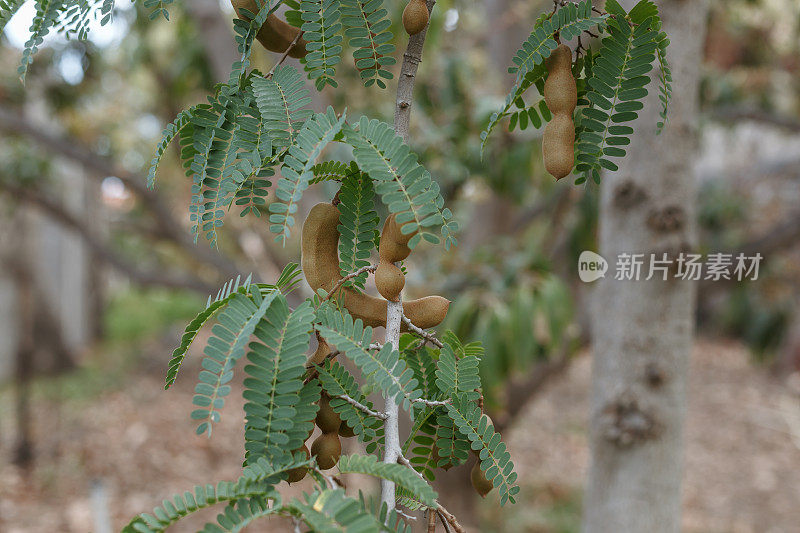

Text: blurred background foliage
xmin=1 ymin=0 xmax=799 ymax=402
xmin=1 ymin=0 xmax=800 ymax=530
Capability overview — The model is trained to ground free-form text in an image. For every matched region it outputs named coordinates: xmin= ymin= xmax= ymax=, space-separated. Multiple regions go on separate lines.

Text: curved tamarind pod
xmin=301 ymin=203 xmax=449 ymax=330
xmin=542 ymin=44 xmax=576 ymax=180
xmin=308 ymin=337 xmax=332 ymax=365
xmin=230 ymin=0 xmax=308 ymax=59
xmin=402 ymin=0 xmax=429 ymax=36
xmin=379 ymin=214 xmax=415 ymax=262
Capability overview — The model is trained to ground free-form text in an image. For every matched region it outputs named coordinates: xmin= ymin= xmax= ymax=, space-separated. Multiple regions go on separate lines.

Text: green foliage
xmin=508 ymin=1 xmax=605 ymax=80
xmin=242 ymin=296 xmax=316 ymax=462
xmin=230 ymin=1 xmax=282 ymax=89
xmin=268 ymin=107 xmax=347 ymax=244
xmin=142 ymin=0 xmax=173 ymax=20
xmin=192 ymin=288 xmax=280 ymax=436
xmin=481 ymin=1 xmax=606 ymax=155
xmin=317 ymin=360 xmax=384 ymax=452
xmin=165 ymin=274 xmax=257 ymax=389
xmin=338 ymin=454 xmax=438 ymax=507
xmin=574 ymin=0 xmax=659 ymax=183
xmin=201 ymin=497 xmax=278 ymax=533
xmin=404 ymin=406 xmax=441 ymax=481
xmin=482 ymin=0 xmax=669 ymax=183
xmin=341 ymin=0 xmax=396 ymax=88
xmin=301 ymin=0 xmax=344 ymax=90
xmin=292 ymin=489 xmax=391 ymax=532
xmin=446 ymin=395 xmax=519 ymax=506
xmin=18 ymin=0 xmax=61 ymax=82
xmin=345 ymin=116 xmax=458 ymax=250
xmin=654 ymin=18 xmax=672 ymax=133
xmin=123 ymin=457 xmax=296 ymax=533
xmin=147 ymin=108 xmax=194 ymax=189
xmin=357 ymin=492 xmax=412 ymax=533
xmin=309 ymin=160 xmax=357 ymax=184
xmin=317 ymin=304 xmax=422 ymax=410
xmin=252 ymin=66 xmax=313 ymax=152
xmin=0 ymin=1 xmax=26 ymax=33
xmin=337 ymin=171 xmax=379 ymax=289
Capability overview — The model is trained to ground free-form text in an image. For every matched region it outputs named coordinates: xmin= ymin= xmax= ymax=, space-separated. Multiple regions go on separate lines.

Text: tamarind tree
xmin=2 ymin=0 xmax=671 ymax=530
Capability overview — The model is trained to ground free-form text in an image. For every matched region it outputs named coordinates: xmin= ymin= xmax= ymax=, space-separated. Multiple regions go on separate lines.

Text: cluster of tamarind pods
xmin=292 ymin=202 xmax=494 ymax=496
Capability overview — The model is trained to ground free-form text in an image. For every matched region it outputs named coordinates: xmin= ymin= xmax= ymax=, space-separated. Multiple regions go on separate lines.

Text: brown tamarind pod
xmin=315 ymin=394 xmax=342 ymax=434
xmin=402 ymin=0 xmax=429 ymax=36
xmin=379 ymin=214 xmax=416 ymax=263
xmin=309 ymin=337 xmax=332 ymax=365
xmin=375 ymin=262 xmax=405 ymax=302
xmin=311 ymin=432 xmax=341 ymax=470
xmin=542 ymin=115 xmax=575 ymax=180
xmin=301 ymin=203 xmax=450 ymax=330
xmin=230 ymin=0 xmax=308 ymax=59
xmin=542 ymin=44 xmax=576 ymax=180
xmin=470 ymin=460 xmax=494 ymax=497
xmin=338 ymin=420 xmax=356 ymax=438
xmin=286 ymin=445 xmax=310 ymax=483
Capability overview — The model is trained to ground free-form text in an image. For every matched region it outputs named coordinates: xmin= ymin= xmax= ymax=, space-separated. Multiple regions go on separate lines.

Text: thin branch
xmin=401 ymin=315 xmax=443 ymax=348
xmin=335 ymin=393 xmax=388 ymax=420
xmin=435 ymin=505 xmax=466 ymax=533
xmin=267 ymin=31 xmax=304 ymax=78
xmin=412 ymin=398 xmax=451 ymax=408
xmin=323 ymin=264 xmax=377 ymax=301
xmin=312 ymin=467 xmax=340 ymax=490
xmin=396 ymin=453 xmax=425 ymax=480
xmin=382 ymin=0 xmax=437 ymax=513
xmin=437 ymin=510 xmax=453 ymax=533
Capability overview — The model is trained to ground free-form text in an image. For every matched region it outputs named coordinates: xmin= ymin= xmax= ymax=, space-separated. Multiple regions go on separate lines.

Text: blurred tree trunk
xmin=584 ymin=1 xmax=708 ymax=532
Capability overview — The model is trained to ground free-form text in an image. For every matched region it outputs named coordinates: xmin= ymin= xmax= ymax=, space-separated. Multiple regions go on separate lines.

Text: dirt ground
xmin=1 ymin=339 xmax=799 ymax=532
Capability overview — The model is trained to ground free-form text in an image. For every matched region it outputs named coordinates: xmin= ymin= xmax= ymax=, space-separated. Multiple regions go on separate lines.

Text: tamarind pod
xmin=470 ymin=461 xmax=494 ymax=497
xmin=311 ymin=432 xmax=341 ymax=470
xmin=286 ymin=445 xmax=310 ymax=483
xmin=542 ymin=44 xmax=576 ymax=180
xmin=402 ymin=0 xmax=430 ymax=36
xmin=544 ymin=45 xmax=577 ymax=112
xmin=378 ymin=214 xmax=416 ymax=263
xmin=542 ymin=114 xmax=575 ymax=180
xmin=308 ymin=337 xmax=332 ymax=365
xmin=338 ymin=420 xmax=356 ymax=438
xmin=302 ymin=203 xmax=450 ymax=330
xmin=230 ymin=0 xmax=308 ymax=59
xmin=315 ymin=394 xmax=342 ymax=433
xmin=375 ymin=262 xmax=405 ymax=302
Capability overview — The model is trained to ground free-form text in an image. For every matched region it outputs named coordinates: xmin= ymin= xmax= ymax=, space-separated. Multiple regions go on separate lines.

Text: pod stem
xmin=381 ymin=0 xmax=436 ymax=515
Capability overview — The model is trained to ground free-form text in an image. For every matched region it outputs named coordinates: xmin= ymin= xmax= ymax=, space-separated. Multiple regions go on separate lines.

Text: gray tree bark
xmin=584 ymin=1 xmax=708 ymax=532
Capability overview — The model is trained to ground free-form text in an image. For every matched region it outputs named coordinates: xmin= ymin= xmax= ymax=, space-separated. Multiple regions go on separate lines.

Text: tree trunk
xmin=584 ymin=1 xmax=708 ymax=532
